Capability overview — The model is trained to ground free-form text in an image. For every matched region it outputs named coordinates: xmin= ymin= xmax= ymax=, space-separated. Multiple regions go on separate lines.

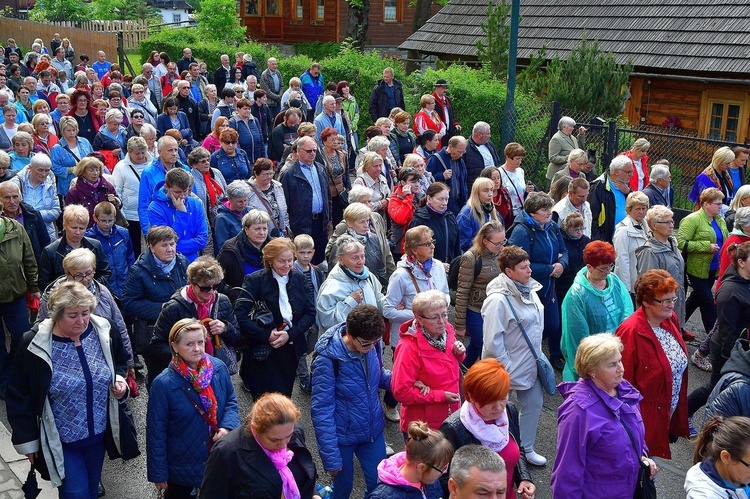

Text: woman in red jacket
xmin=616 ymin=269 xmax=689 ymax=459
xmin=620 ymin=138 xmax=650 ymax=192
xmin=388 ymin=167 xmax=421 ymax=259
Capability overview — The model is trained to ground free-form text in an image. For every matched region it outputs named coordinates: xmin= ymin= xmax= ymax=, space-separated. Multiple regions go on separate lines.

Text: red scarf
xmin=203 ymin=171 xmax=223 ymax=207
xmin=186 ymin=285 xmax=216 ymax=355
xmin=170 ymin=355 xmax=218 ymax=428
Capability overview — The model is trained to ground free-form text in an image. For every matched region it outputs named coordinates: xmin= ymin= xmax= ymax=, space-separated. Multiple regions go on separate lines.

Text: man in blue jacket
xmin=300 ymin=63 xmax=324 ymax=122
xmin=427 ymin=135 xmax=469 ymax=215
xmin=311 ymin=304 xmax=391 ymax=499
xmin=147 ymin=168 xmax=208 ymax=263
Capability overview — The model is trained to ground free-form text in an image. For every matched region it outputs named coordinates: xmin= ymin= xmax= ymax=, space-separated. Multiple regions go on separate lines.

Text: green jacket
xmin=560 ymin=266 xmax=633 ymax=381
xmin=0 ymin=217 xmax=38 ymax=301
xmin=676 ymin=209 xmax=728 ymax=279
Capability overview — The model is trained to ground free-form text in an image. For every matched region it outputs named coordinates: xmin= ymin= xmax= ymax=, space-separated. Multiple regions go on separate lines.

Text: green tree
xmin=525 ymin=38 xmax=632 ymax=118
xmin=344 ymin=0 xmax=370 ymax=51
xmin=28 ymin=0 xmax=90 ymax=21
xmin=90 ymin=0 xmax=160 ymax=22
xmin=195 ymin=0 xmax=245 ymax=45
xmin=475 ymin=0 xmax=511 ymax=78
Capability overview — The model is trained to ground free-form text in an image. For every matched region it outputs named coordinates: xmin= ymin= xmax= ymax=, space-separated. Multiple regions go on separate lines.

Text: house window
xmin=294 ymin=0 xmax=303 ymax=18
xmin=245 ymin=0 xmax=259 ymax=15
xmin=266 ymin=0 xmax=279 ymax=15
xmin=699 ymin=90 xmax=750 ymax=143
xmin=172 ymin=13 xmax=182 ymax=23
xmin=313 ymin=0 xmax=324 ymax=19
xmin=384 ymin=0 xmax=400 ymax=21
xmin=709 ymin=102 xmax=741 ymax=142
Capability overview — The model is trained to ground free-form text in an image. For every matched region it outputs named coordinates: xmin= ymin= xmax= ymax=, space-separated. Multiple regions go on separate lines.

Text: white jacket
xmin=11 ymin=166 xmax=60 ymax=241
xmin=684 ymin=461 xmax=748 ymax=498
xmin=613 ymin=215 xmax=649 ymax=292
xmin=383 ymin=256 xmax=449 ymax=348
xmin=481 ymin=272 xmax=544 ymax=391
xmin=552 ymin=195 xmax=593 ymax=238
xmin=112 ymin=154 xmax=149 ymax=221
xmin=316 ymin=263 xmax=384 ymax=333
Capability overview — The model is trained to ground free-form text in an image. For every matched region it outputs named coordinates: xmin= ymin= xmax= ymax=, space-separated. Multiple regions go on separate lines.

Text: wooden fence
xmin=50 ymin=20 xmax=149 ymax=51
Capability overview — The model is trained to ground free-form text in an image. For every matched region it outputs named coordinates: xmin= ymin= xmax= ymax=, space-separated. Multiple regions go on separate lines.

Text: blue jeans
xmin=464 ymin=310 xmax=484 ymax=367
xmin=59 ymin=436 xmax=105 ymax=499
xmin=0 ymin=296 xmax=30 ymax=388
xmin=332 ymin=431 xmax=385 ymax=498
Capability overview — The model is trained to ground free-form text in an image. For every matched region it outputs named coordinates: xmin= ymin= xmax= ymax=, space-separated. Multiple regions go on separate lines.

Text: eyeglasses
xmin=567 ymin=226 xmax=584 ymax=232
xmin=485 ymin=238 xmax=507 ymax=248
xmin=354 ymin=336 xmax=381 ymax=348
xmin=133 ymin=90 xmax=144 ymax=94
xmin=655 ymin=296 xmax=678 ymax=306
xmin=299 ymin=147 xmax=315 ymax=154
xmin=427 ymin=463 xmax=449 ymax=476
xmin=68 ymin=270 xmax=94 ymax=281
xmin=654 ymin=220 xmax=675 ymax=225
xmin=420 ymin=313 xmax=448 ymax=322
xmin=196 ymin=283 xmax=219 ymax=292
xmin=737 ymin=456 xmax=750 ymax=468
xmin=415 ymin=239 xmax=436 ymax=247
xmin=592 ymin=263 xmax=615 ymax=274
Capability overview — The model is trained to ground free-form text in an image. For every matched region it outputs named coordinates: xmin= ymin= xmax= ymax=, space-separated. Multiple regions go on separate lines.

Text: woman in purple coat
xmin=551 ymin=333 xmax=658 ymax=498
xmin=64 ymin=156 xmax=121 ymax=229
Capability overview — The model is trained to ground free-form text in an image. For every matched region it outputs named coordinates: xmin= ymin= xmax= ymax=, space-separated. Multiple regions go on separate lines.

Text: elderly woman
xmin=690 ymin=146 xmax=736 ymax=210
xmin=388 ymin=166 xmax=423 ymax=257
xmin=616 ymin=269 xmax=689 ymax=459
xmin=392 ymin=289 xmax=465 ymax=432
xmin=37 ymin=247 xmax=133 ymax=368
xmin=327 ymin=202 xmax=394 ymax=287
xmin=188 ymin=147 xmax=227 ymax=252
xmin=112 ymin=136 xmax=149 ymax=255
xmin=140 ymin=123 xmax=158 ymax=159
xmin=550 ymin=148 xmax=590 ymax=188
xmin=10 ymin=153 xmax=59 ymax=241
xmin=409 ymin=182 xmax=461 ymax=265
xmin=560 ymin=241 xmax=633 ymax=380
xmin=551 ymin=334 xmax=657 ymax=497
xmin=214 ymin=180 xmax=251 ymax=253
xmin=677 ymin=187 xmax=728 ymax=338
xmin=613 ymin=191 xmax=650 ymax=296
xmin=127 ymin=83 xmax=157 ymax=126
xmin=201 ymin=393 xmax=318 ymax=498
xmin=413 ymin=95 xmax=446 ymax=146
xmin=354 ymin=151 xmax=390 ymax=217
xmin=620 ymin=138 xmax=650 ymax=191
xmin=68 ymin=88 xmax=102 ymax=144
xmin=148 ymin=256 xmax=240 ymax=388
xmin=217 ymin=209 xmax=271 ymax=289
xmin=8 ymin=131 xmax=34 ymax=171
xmin=202 ymin=115 xmax=230 ymax=155
xmin=384 ymin=225 xmax=450 ymax=348
xmin=317 ymin=235 xmax=385 ymax=332
xmin=508 ymin=191 xmax=568 ymax=371
xmin=31 ymin=113 xmax=58 ymax=155
xmin=8 ymin=281 xmax=128 ymax=495
xmin=247 ymin=158 xmax=290 ymax=237
xmin=457 ymin=177 xmax=502 ymax=252
xmin=210 ymin=128 xmax=251 ymax=184
xmin=234 ymin=238 xmax=316 ymax=398
xmin=0 ymin=151 xmax=15 ymax=182
xmin=482 ymin=246 xmax=547 ymax=466
xmin=369 ymin=133 xmax=398 ymax=186
xmin=198 ymin=84 xmax=219 ymax=138
xmin=65 ymin=156 xmax=121 ymax=228
xmin=439 ymin=359 xmax=535 ymax=499
xmin=125 ymin=109 xmax=146 ymax=141
xmin=547 ymin=116 xmax=586 ymax=183
xmin=92 ymin=108 xmax=128 ymax=166
xmin=50 ymin=116 xmax=93 ymax=197
xmin=454 ymin=221 xmax=505 ymax=367
xmin=320 ymin=126 xmax=350 ymax=225
xmin=147 ymin=318 xmax=240 ymax=497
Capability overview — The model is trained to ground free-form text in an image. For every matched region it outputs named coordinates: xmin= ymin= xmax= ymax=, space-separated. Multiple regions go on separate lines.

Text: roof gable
xmin=399 ymin=0 xmax=750 ymax=75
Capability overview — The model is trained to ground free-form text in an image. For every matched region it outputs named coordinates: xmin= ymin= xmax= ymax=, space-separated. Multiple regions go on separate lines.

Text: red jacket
xmin=616 ymin=307 xmax=688 ymax=458
xmin=621 ymin=150 xmax=650 ymax=192
xmin=388 ymin=185 xmax=416 ymax=252
xmin=392 ymin=319 xmax=465 ymax=432
xmin=716 ymin=233 xmax=750 ymax=295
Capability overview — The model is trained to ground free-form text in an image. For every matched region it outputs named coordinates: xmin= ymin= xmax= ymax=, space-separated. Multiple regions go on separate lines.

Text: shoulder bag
xmin=502 ymin=294 xmax=556 ymax=395
xmin=247 ymin=181 xmax=282 ymax=235
xmin=205 ymin=299 xmax=239 ymax=375
xmin=235 ymin=294 xmax=275 ymax=360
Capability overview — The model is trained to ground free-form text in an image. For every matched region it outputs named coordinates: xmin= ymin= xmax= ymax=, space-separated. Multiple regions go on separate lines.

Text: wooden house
xmin=238 ymin=0 xmax=441 ymax=48
xmin=399 ymin=0 xmax=750 ymax=142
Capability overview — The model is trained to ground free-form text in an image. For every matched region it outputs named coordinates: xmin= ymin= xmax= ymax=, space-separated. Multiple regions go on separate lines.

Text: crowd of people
xmin=2 ymin=35 xmax=750 ymax=499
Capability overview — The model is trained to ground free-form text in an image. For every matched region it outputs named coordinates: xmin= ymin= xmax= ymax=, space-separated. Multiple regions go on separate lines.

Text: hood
xmin=721 ymin=338 xmax=750 ymax=377
xmin=244 ymin=61 xmax=258 ymax=69
xmin=399 ymin=318 xmax=418 ymax=338
xmin=570 ymin=266 xmax=621 ymax=296
xmin=376 ymin=452 xmax=416 ymax=489
xmin=720 ymin=264 xmax=748 ymax=286
xmin=485 ymin=272 xmax=542 ymax=299
xmin=314 ymin=322 xmax=366 ymax=367
xmin=153 ymin=186 xmax=171 ymax=203
xmin=637 ymin=237 xmax=675 ymax=255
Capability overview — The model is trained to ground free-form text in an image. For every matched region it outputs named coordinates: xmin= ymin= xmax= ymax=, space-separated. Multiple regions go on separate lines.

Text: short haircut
xmin=187 ymin=146 xmax=211 ymax=166
xmin=157 ymin=135 xmax=178 ymax=151
xmin=0 ymin=151 xmax=10 ymax=169
xmin=226 ymin=179 xmax=250 ymax=200
xmin=472 ymin=121 xmax=490 ymax=135
xmin=147 ymin=226 xmax=178 ymax=246
xmin=11 ymin=131 xmax=33 ymax=149
xmin=568 ymin=177 xmax=590 ymax=192
xmin=575 ymin=333 xmax=623 ymax=380
xmin=105 ymin=108 xmax=123 ymax=123
xmin=347 ymin=184 xmax=372 ymax=203
xmin=293 ymin=234 xmax=314 ymax=251
xmin=625 ymin=191 xmax=649 ymax=212
xmin=320 ymin=126 xmax=339 ymax=143
xmin=346 ymin=304 xmax=385 ymax=341
xmin=404 ymin=225 xmax=433 ymax=256
xmin=631 ymin=138 xmax=650 ymax=151
xmin=448 ymin=135 xmax=467 ymax=148
xmin=732 ymin=146 xmax=750 ymax=156
xmin=63 ymin=204 xmax=89 ymax=226
xmin=419 ymin=94 xmax=435 ymax=108
xmin=734 ymin=207 xmax=750 ymax=230
xmin=463 ymin=358 xmax=510 ymax=406
xmin=93 ymin=201 xmax=116 ymax=218
xmin=242 ymin=209 xmax=270 ymax=228
xmin=649 ymin=165 xmax=670 ymax=182
xmin=365 ymin=126 xmax=382 ymax=140
xmin=523 ymin=191 xmax=553 ymax=214
xmin=558 ymin=116 xmax=575 ymax=130
xmin=583 ymin=240 xmax=616 ymax=267
xmin=699 ymin=187 xmax=724 ymax=205
xmin=561 ymin=212 xmax=585 ymax=231
xmin=247 ymin=392 xmax=300 ymax=436
xmin=29 ymin=153 xmax=52 ymax=170
xmin=47 ymin=281 xmax=97 ymax=323
xmin=609 ymin=155 xmax=632 ymax=174
xmin=219 ymin=128 xmax=239 ymax=143
xmin=411 ymin=289 xmax=448 ymax=317
xmin=187 ymin=255 xmax=224 ymax=284
xmin=374 ymin=117 xmax=392 ymax=128
xmin=164 ymin=168 xmax=191 ymax=190
xmin=236 ymin=98 xmax=252 ymax=109
xmin=450 ymin=445 xmax=506 ymax=485
xmin=297 ymin=122 xmax=316 ymax=137
xmin=262 ymin=237 xmax=296 ymax=269
xmin=221 ymin=87 xmax=236 ymax=99
xmin=367 ymin=136 xmax=390 ymax=152
xmin=393 ymin=111 xmax=410 ymax=125
xmin=253 ymin=89 xmax=266 ymax=100
xmin=567 ymin=148 xmax=588 ymax=164
xmin=504 ymin=142 xmax=526 ymax=158
xmin=62 ymin=248 xmax=96 ymax=273
xmin=644 ymin=205 xmax=673 ymax=230
xmin=634 ymin=269 xmax=678 ymax=307
xmin=336 ymin=235 xmax=364 ymax=260
xmin=343 ymin=202 xmax=372 ymax=223
xmin=498 ymin=245 xmax=529 ymax=271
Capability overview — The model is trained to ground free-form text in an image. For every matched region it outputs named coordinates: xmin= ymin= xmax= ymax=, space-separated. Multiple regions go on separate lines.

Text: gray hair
xmin=104 ymin=108 xmax=123 ymax=123
xmin=645 ymin=205 xmax=673 ymax=230
xmin=472 ymin=121 xmax=490 ymax=135
xmin=450 ymin=445 xmax=506 ymax=486
xmin=242 ymin=209 xmax=270 ymax=227
xmin=632 ymin=138 xmax=650 ymax=151
xmin=30 ymin=153 xmax=52 ymax=170
xmin=127 ymin=136 xmax=148 ymax=153
xmin=47 ymin=281 xmax=97 ymax=323
xmin=558 ymin=116 xmax=576 ymax=130
xmin=157 ymin=135 xmax=177 ymax=151
xmin=322 ymin=95 xmax=335 ymax=106
xmin=336 ymin=235 xmax=364 ymax=259
xmin=609 ymin=155 xmax=632 ymax=174
xmin=205 ymin=84 xmax=217 ymax=94
xmin=140 ymin=123 xmax=157 ymax=138
xmin=523 ymin=191 xmax=554 ymax=214
xmin=62 ymin=248 xmax=96 ymax=273
xmin=226 ymin=180 xmax=250 ymax=200
xmin=367 ymin=136 xmax=390 ymax=152
xmin=649 ymin=165 xmax=670 ymax=182
xmin=348 ymin=184 xmax=373 ymax=203
xmin=734 ymin=207 xmax=750 ymax=230
xmin=411 ymin=289 xmax=448 ymax=317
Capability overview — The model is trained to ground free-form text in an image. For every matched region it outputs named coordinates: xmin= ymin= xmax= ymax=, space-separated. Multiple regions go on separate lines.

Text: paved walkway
xmin=0 ymin=420 xmax=55 ymax=499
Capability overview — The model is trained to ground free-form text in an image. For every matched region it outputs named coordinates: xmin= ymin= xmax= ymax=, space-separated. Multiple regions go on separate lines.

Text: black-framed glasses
xmin=415 ymin=239 xmax=436 ymax=247
xmin=222 ymin=140 xmax=238 ymax=144
xmin=654 ymin=220 xmax=675 ymax=225
xmin=485 ymin=238 xmax=507 ymax=248
xmin=196 ymin=283 xmax=219 ymax=292
xmin=131 ymin=114 xmax=144 ymax=119
xmin=427 ymin=463 xmax=449 ymax=475
xmin=420 ymin=313 xmax=448 ymax=322
xmin=354 ymin=336 xmax=381 ymax=348
xmin=655 ymin=296 xmax=678 ymax=306
xmin=68 ymin=270 xmax=94 ymax=282
xmin=592 ymin=263 xmax=615 ymax=274
xmin=737 ymin=456 xmax=750 ymax=468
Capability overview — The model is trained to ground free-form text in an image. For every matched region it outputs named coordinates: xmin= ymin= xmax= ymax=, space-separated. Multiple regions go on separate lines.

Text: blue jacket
xmin=229 ymin=116 xmax=264 ymax=165
xmin=85 ymin=224 xmax=135 ymax=298
xmin=146 ymin=357 xmax=240 ymax=488
xmin=156 ymin=111 xmax=194 ymax=143
xmin=311 ymin=323 xmax=391 ymax=472
xmin=121 ymin=250 xmax=189 ymax=323
xmin=456 ymin=204 xmax=498 ymax=252
xmin=426 ymin=149 xmax=468 ymax=215
xmin=281 ymin=160 xmax=330 ymax=236
xmin=138 ymin=160 xmax=191 ymax=236
xmin=213 ymin=203 xmax=247 ymax=256
xmin=508 ymin=212 xmax=569 ymax=299
xmin=50 ymin=138 xmax=93 ymax=195
xmin=210 ymin=148 xmax=251 ymax=184
xmin=300 ymin=70 xmax=324 ymax=113
xmin=147 ymin=188 xmax=209 ymax=263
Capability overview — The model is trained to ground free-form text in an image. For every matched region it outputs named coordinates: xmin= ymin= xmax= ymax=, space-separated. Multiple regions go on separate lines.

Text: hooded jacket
xmin=635 ymin=236 xmax=686 ymax=326
xmin=138 ymin=160 xmax=191 ymax=236
xmin=705 ymin=338 xmax=750 ymax=419
xmin=715 ymin=266 xmax=750 ymax=359
xmin=612 ymin=215 xmax=649 ymax=293
xmin=11 ymin=165 xmax=60 ymax=241
xmin=560 ymin=267 xmax=633 ymax=381
xmin=311 ymin=323 xmax=391 ymax=472
xmin=481 ymin=272 xmax=544 ymax=390
xmin=551 ymin=378 xmax=645 ymax=499
xmin=369 ymin=451 xmax=443 ymax=499
xmin=147 ymin=187 xmax=209 ymax=263
xmin=408 ymin=205 xmax=461 ymax=264
xmin=0 ymin=216 xmax=38 ymax=300
xmin=685 ymin=459 xmax=749 ymax=498
xmin=588 ymin=172 xmax=617 ymax=243
xmin=316 ymin=263 xmax=384 ymax=332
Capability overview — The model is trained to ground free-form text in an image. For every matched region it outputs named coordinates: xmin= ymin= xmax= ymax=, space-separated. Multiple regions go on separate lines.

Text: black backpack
xmin=447 ymin=251 xmax=483 ymax=306
xmin=505 ymin=221 xmax=537 ymax=253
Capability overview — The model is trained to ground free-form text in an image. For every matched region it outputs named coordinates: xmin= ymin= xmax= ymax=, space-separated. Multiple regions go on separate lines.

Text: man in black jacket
xmin=463 ymin=121 xmax=500 ymax=189
xmin=433 ymin=79 xmax=460 ymax=147
xmin=175 ymin=80 xmax=202 ymax=141
xmin=0 ymin=181 xmax=50 ymax=263
xmin=368 ymin=67 xmax=405 ymax=121
xmin=269 ymin=109 xmax=300 ymax=162
xmin=588 ymin=155 xmax=633 ymax=243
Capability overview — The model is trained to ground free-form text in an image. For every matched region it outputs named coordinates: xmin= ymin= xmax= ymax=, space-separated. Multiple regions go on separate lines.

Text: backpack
xmin=447 ymin=250 xmax=483 ymax=306
xmin=505 ymin=221 xmax=537 ymax=253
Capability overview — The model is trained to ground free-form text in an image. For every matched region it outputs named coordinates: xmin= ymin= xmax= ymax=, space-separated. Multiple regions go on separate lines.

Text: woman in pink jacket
xmin=392 ymin=289 xmax=466 ymax=432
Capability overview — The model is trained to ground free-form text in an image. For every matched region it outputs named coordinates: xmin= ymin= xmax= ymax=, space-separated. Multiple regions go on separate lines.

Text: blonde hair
xmin=343 ymin=202 xmax=372 ymax=223
xmin=74 ymin=156 xmax=104 ymax=178
xmin=625 ymin=191 xmax=649 ymax=213
xmin=467 ymin=177 xmax=500 ymax=226
xmin=48 ymin=281 xmax=97 ymax=323
xmin=62 ymin=248 xmax=96 ymax=273
xmin=575 ymin=333 xmax=623 ymax=380
xmin=293 ymin=234 xmax=314 ymax=251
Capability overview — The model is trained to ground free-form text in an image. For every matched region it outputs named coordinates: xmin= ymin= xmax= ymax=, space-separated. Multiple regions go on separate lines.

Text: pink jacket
xmin=392 ymin=319 xmax=465 ymax=432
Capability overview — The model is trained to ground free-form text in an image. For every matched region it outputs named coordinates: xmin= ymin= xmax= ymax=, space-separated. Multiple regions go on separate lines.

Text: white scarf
xmin=459 ymin=401 xmax=509 ymax=452
xmin=272 ymin=269 xmax=293 ymax=326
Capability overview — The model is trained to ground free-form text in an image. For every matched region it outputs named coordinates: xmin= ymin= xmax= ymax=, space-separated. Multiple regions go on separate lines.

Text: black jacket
xmin=251 ymin=102 xmax=274 ymax=143
xmin=464 ymin=137 xmax=500 ymax=189
xmin=714 ymin=265 xmax=750 ymax=358
xmin=214 ymin=65 xmax=232 ymax=94
xmin=408 ymin=205 xmax=461 ymax=263
xmin=120 ymin=251 xmax=189 ymax=323
xmin=588 ymin=172 xmax=617 ymax=243
xmin=17 ymin=202 xmax=50 ymax=263
xmin=706 ymin=338 xmax=750 ymax=419
xmin=216 ymin=232 xmax=268 ymax=291
xmin=241 ymin=61 xmax=260 ymax=82
xmin=439 ymin=403 xmax=532 ymax=496
xmin=368 ymin=79 xmax=405 ymax=121
xmin=38 ymin=236 xmax=110 ymax=292
xmin=176 ymin=93 xmax=202 ymax=141
xmin=269 ymin=123 xmax=298 ymax=161
xmin=200 ymin=424 xmax=317 ymax=498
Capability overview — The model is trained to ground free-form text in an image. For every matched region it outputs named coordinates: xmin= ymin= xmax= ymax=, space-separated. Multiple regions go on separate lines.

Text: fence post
xmin=603 ymin=120 xmax=617 ymax=168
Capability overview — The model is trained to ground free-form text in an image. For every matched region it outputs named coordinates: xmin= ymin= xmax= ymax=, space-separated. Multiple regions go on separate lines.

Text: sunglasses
xmin=196 ymin=283 xmax=219 ymax=292
xmin=415 ymin=239 xmax=436 ymax=247
xmin=222 ymin=140 xmax=238 ymax=145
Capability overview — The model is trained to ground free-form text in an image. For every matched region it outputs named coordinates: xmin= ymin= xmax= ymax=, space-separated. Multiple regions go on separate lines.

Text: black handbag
xmin=131 ymin=318 xmax=154 ymax=355
xmin=105 ymin=399 xmax=141 ymax=461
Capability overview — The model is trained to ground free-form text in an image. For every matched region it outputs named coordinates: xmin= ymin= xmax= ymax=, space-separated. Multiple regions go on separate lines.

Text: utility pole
xmin=501 ymin=0 xmax=520 ymax=150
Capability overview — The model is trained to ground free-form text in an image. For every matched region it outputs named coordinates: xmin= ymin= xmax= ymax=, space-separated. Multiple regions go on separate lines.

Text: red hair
xmin=583 ymin=240 xmax=616 ymax=267
xmin=634 ymin=269 xmax=678 ymax=306
xmin=335 ymin=81 xmax=349 ymax=95
xmin=462 ymin=359 xmax=510 ymax=406
xmin=320 ymin=126 xmax=338 ymax=143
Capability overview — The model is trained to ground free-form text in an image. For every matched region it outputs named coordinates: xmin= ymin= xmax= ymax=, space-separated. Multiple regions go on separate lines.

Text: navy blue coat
xmin=17 ymin=202 xmax=50 ymax=263
xmin=230 ymin=116 xmax=264 ymax=165
xmin=120 ymin=251 xmax=189 ymax=323
xmin=281 ymin=160 xmax=331 ymax=236
xmin=706 ymin=338 xmax=750 ymax=420
xmin=85 ymin=224 xmax=135 ymax=298
xmin=426 ymin=149 xmax=468 ymax=215
xmin=464 ymin=137 xmax=500 ymax=189
xmin=156 ymin=111 xmax=194 ymax=143
xmin=408 ymin=205 xmax=461 ymax=263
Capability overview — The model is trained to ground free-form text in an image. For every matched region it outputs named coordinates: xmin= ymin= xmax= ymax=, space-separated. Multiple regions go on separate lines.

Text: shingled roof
xmin=399 ymin=0 xmax=750 ymax=76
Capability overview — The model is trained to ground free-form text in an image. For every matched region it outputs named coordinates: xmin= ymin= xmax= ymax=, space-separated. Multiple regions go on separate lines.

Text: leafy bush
xmin=196 ymin=0 xmax=246 ymax=45
xmin=276 ymin=55 xmax=315 ymax=87
xmin=293 ymin=42 xmax=341 ymax=61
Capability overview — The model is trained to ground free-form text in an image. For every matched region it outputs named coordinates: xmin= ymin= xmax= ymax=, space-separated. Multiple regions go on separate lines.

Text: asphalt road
xmin=0 ymin=312 xmax=713 ymax=499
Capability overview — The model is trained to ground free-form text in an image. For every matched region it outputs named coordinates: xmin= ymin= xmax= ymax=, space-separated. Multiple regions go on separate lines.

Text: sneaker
xmin=298 ymin=380 xmax=312 ymax=394
xmin=550 ymin=357 xmax=565 ymax=372
xmin=386 ymin=444 xmax=396 ymax=457
xmin=682 ymin=329 xmax=696 ymax=342
xmin=525 ymin=450 xmax=547 ymax=466
xmin=385 ymin=406 xmax=400 ymax=422
xmin=691 ymin=350 xmax=712 ymax=372
xmin=688 ymin=417 xmax=698 ymax=439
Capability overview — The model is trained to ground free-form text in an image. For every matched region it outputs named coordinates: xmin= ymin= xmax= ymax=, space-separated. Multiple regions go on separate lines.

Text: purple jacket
xmin=551 ymin=378 xmax=646 ymax=499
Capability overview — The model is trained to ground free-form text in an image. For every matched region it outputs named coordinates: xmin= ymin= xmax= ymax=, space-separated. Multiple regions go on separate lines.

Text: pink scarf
xmin=254 ymin=432 xmax=300 ymax=499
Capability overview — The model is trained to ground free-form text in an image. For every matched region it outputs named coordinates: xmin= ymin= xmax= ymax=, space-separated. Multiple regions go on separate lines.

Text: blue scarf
xmin=153 ymin=254 xmax=177 ymax=275
xmin=342 ymin=265 xmax=370 ymax=281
